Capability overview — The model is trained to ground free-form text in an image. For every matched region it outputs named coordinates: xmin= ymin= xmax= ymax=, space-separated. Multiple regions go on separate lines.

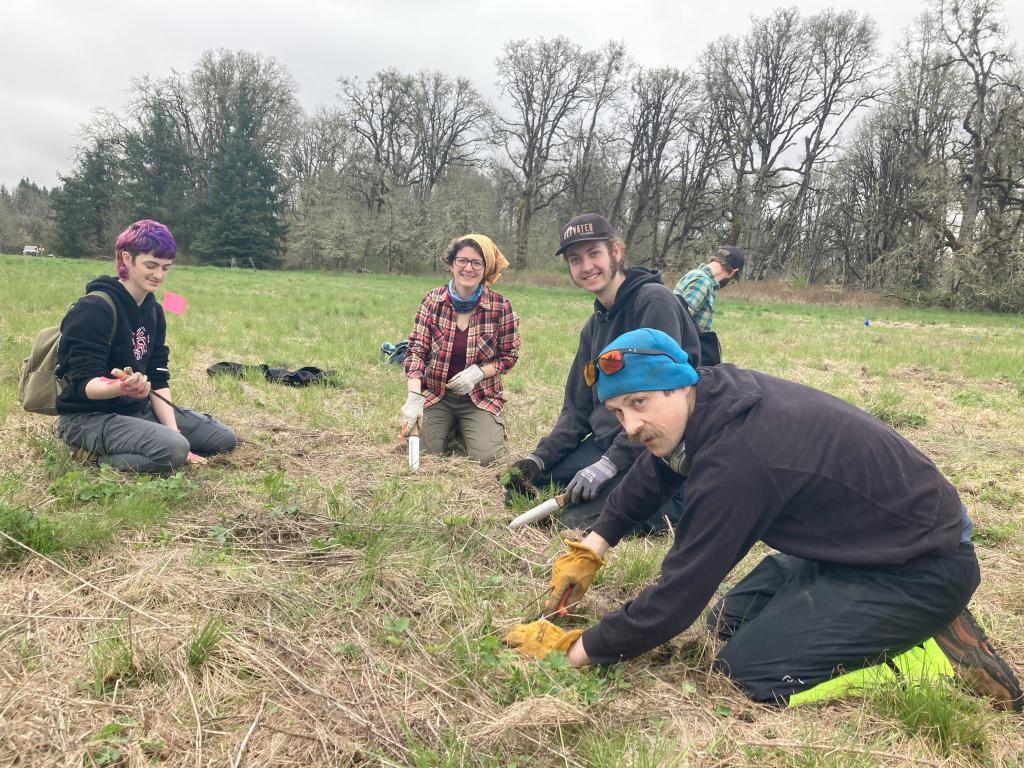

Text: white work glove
xmin=565 ymin=455 xmax=618 ymax=503
xmin=400 ymin=392 xmax=425 ymax=435
xmin=445 ymin=364 xmax=485 ymax=395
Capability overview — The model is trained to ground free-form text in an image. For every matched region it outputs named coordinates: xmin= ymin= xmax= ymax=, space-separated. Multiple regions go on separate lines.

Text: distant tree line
xmin=16 ymin=0 xmax=1024 ymax=311
xmin=0 ymin=179 xmax=55 ymax=253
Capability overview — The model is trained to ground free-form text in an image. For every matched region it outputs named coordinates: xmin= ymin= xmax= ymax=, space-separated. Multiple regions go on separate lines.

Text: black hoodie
xmin=55 ymin=276 xmax=170 ymax=415
xmin=531 ymin=267 xmax=700 ymax=471
xmin=581 ymin=365 xmax=964 ymax=664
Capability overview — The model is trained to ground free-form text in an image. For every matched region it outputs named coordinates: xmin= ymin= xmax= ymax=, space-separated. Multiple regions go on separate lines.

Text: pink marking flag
xmin=163 ymin=291 xmax=188 ymax=316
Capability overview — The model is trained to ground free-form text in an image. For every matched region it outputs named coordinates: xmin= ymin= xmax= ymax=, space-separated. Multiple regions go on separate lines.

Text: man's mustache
xmin=628 ymin=427 xmax=661 ymax=445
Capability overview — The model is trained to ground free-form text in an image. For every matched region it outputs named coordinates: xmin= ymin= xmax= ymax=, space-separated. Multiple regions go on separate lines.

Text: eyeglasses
xmin=583 ymin=348 xmax=679 ymax=387
xmin=453 ymin=256 xmax=484 ymax=270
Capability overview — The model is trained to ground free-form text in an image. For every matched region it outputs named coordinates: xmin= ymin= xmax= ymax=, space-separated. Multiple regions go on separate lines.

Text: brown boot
xmin=935 ymin=609 xmax=1023 ymax=712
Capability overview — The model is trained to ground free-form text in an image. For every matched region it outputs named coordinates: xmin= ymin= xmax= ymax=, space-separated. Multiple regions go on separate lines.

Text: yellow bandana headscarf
xmin=461 ymin=233 xmax=510 ymax=285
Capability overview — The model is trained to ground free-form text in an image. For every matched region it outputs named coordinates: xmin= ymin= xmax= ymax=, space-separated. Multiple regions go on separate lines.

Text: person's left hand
xmin=504 ymin=619 xmax=583 ymax=660
xmin=186 ymin=451 xmax=207 ymax=465
xmin=543 ymin=540 xmax=605 ymax=618
xmin=445 ymin=364 xmax=485 ymax=395
xmin=565 ymin=456 xmax=617 ymax=503
xmin=112 ymin=367 xmax=151 ymax=399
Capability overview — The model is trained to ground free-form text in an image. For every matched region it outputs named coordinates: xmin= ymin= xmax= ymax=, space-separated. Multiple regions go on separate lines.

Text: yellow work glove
xmin=504 ymin=619 xmax=583 ymax=660
xmin=542 ymin=540 xmax=605 ymax=619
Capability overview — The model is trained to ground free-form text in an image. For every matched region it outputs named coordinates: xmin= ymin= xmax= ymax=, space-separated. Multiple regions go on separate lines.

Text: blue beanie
xmin=594 ymin=328 xmax=699 ymax=403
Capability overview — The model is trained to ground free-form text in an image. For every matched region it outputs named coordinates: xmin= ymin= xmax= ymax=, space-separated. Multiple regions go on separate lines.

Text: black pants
xmin=707 ymin=543 xmax=980 ymax=704
xmin=536 ymin=440 xmax=684 ymax=535
xmin=698 ymin=331 xmax=721 ymax=366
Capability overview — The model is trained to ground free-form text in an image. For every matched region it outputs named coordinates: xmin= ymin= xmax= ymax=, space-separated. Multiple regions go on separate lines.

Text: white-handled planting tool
xmin=508 ymin=493 xmax=567 ymax=530
xmin=407 ymin=426 xmax=420 ymax=471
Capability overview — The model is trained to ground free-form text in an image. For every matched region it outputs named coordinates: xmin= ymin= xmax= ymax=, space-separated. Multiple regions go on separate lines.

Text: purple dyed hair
xmin=114 ymin=220 xmax=176 ymax=279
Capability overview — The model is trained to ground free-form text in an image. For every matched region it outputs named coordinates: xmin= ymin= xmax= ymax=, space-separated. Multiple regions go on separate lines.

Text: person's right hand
xmin=542 ymin=539 xmax=605 ymax=619
xmin=400 ymin=392 xmax=426 ymax=436
xmin=502 ymin=455 xmax=542 ymax=495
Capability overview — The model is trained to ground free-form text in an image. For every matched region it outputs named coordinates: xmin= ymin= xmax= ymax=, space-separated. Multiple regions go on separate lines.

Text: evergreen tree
xmin=193 ymin=85 xmax=289 ymax=268
xmin=0 ymin=185 xmax=17 ymax=252
xmin=11 ymin=179 xmax=56 ymax=249
xmin=122 ymin=101 xmax=194 ymax=250
xmin=51 ymin=140 xmax=123 ymax=259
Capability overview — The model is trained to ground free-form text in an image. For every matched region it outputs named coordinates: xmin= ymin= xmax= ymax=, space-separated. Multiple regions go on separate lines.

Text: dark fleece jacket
xmin=582 ymin=364 xmax=964 ymax=664
xmin=55 ymin=276 xmax=169 ymax=415
xmin=532 ymin=267 xmax=700 ymax=471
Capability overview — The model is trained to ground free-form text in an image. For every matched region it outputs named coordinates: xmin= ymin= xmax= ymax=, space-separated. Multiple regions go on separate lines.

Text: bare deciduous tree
xmin=408 ymin=71 xmax=491 ymax=196
xmin=495 ymin=37 xmax=596 ymax=268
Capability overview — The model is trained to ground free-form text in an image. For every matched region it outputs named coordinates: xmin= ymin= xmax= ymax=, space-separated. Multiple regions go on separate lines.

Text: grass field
xmin=1 ymin=253 xmax=1022 ymax=767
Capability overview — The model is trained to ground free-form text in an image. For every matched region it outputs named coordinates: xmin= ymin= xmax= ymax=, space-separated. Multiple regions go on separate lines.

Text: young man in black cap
xmin=502 ymin=213 xmax=700 ymax=531
xmin=505 ymin=328 xmax=1022 ymax=712
xmin=674 ymin=245 xmax=744 ymax=365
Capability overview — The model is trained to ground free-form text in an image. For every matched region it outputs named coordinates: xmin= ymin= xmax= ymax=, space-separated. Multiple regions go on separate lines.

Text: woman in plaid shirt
xmin=399 ymin=234 xmax=521 ymax=465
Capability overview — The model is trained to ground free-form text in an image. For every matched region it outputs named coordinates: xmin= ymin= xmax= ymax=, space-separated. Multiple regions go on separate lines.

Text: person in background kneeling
xmin=399 ymin=234 xmax=520 ymax=466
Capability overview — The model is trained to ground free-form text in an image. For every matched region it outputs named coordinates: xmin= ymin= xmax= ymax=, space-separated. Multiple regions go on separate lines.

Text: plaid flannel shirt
xmin=674 ymin=265 xmax=718 ymax=332
xmin=404 ymin=285 xmax=520 ymax=415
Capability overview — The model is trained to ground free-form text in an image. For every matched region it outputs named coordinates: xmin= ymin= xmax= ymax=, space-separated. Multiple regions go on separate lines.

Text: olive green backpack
xmin=19 ymin=291 xmax=117 ymax=415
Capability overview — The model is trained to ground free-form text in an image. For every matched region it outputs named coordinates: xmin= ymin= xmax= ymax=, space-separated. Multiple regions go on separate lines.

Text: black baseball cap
xmin=718 ymin=245 xmax=745 ymax=275
xmin=556 ymin=213 xmax=616 ymax=256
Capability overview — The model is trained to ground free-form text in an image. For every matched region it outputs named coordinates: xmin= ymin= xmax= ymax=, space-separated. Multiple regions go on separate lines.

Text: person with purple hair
xmin=53 ymin=220 xmax=236 ymax=472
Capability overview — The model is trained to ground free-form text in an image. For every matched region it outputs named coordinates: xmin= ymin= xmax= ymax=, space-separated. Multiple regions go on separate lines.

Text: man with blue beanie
xmin=505 ymin=329 xmax=1021 ymax=711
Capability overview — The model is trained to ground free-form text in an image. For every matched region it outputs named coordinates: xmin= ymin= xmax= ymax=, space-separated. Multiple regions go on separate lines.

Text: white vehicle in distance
xmin=22 ymin=245 xmax=40 ymax=256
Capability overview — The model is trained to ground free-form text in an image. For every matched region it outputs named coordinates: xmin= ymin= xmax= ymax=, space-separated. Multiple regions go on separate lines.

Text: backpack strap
xmin=85 ymin=291 xmax=118 ymax=347
xmin=53 ymin=291 xmax=119 ymax=392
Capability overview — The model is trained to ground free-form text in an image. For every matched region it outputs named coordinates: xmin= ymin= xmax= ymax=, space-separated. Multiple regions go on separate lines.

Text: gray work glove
xmin=565 ymin=455 xmax=617 ymax=504
xmin=445 ymin=364 xmax=485 ymax=395
xmin=400 ymin=392 xmax=425 ymax=436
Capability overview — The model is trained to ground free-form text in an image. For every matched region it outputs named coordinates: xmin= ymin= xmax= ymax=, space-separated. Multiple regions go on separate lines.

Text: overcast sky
xmin=2 ymin=0 xmax=1022 ymax=190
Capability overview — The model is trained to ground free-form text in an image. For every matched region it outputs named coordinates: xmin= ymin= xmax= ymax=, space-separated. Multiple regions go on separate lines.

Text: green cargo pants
xmin=420 ymin=391 xmax=507 ymax=466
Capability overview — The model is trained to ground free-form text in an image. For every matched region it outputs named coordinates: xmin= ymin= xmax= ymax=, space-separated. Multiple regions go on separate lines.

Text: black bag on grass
xmin=207 ymin=362 xmax=342 ymax=387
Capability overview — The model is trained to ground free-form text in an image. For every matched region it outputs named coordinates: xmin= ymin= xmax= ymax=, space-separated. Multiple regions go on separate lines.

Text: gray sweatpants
xmin=58 ymin=401 xmax=236 ymax=473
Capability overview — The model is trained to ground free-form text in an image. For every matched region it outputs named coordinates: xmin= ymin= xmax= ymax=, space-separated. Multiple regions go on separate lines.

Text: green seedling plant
xmin=270 ymin=503 xmax=301 ymax=519
xmin=186 ymin=617 xmax=228 ymax=670
xmin=83 ymin=718 xmax=165 ymax=767
xmin=83 ymin=622 xmax=163 ymax=699
xmin=206 ymin=511 xmax=235 ymax=546
xmin=83 ymin=718 xmax=133 ymax=767
xmin=383 ymin=615 xmax=411 ymax=646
